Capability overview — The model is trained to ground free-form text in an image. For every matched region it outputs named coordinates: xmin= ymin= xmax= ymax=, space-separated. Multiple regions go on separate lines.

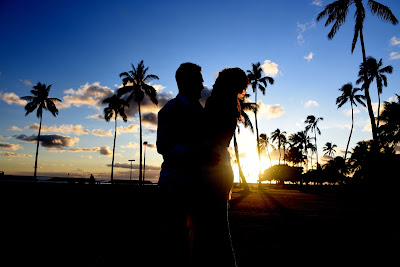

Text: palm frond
xmin=142 ymin=84 xmax=158 ymax=105
xmin=368 ymin=0 xmax=398 ymax=24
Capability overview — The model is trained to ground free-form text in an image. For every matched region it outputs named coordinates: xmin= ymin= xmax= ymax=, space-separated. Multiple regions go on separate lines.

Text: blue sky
xmin=1 ymin=0 xmax=399 ymax=182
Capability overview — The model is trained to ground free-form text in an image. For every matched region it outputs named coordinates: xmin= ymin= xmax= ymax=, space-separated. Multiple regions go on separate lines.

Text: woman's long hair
xmin=207 ymin=68 xmax=249 ymax=122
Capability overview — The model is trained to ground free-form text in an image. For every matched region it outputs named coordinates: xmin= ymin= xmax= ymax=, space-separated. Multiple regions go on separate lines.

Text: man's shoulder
xmin=158 ymin=97 xmax=183 ymax=114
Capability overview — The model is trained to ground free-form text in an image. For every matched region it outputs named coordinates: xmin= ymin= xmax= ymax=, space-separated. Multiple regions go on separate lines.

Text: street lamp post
xmin=143 ymin=142 xmax=148 ymax=184
xmin=128 ymin=159 xmax=135 ymax=181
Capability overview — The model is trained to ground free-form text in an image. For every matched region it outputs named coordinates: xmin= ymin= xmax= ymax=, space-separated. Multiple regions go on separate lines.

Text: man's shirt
xmin=157 ymin=94 xmax=205 ymax=184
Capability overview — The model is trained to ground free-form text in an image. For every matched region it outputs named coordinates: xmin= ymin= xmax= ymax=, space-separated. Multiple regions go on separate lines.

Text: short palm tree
xmin=317 ymin=0 xmax=398 ymax=142
xmin=336 ymin=83 xmax=366 ymax=159
xmin=270 ymin=128 xmax=287 ymax=165
xmin=103 ymin=94 xmax=129 ymax=183
xmin=305 ymin=115 xmax=323 ymax=167
xmin=118 ymin=60 xmax=158 ymax=185
xmin=289 ymin=130 xmax=311 ymax=170
xmin=356 ymin=56 xmax=393 ymax=128
xmin=21 ymin=82 xmax=62 ymax=181
xmin=379 ymin=94 xmax=400 ymax=146
xmin=247 ymin=62 xmax=274 ymax=177
xmin=259 ymin=133 xmax=273 ymax=167
xmin=323 ymin=142 xmax=338 ymax=157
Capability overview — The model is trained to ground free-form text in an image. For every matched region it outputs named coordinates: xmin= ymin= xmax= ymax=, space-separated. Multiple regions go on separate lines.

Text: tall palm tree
xmin=305 ymin=115 xmax=323 ymax=167
xmin=336 ymin=83 xmax=366 ymax=159
xmin=317 ymin=0 xmax=398 ymax=142
xmin=270 ymin=128 xmax=287 ymax=165
xmin=103 ymin=94 xmax=129 ymax=183
xmin=247 ymin=62 xmax=274 ymax=177
xmin=234 ymin=97 xmax=257 ymax=192
xmin=356 ymin=56 xmax=393 ymax=128
xmin=323 ymin=142 xmax=338 ymax=157
xmin=21 ymin=82 xmax=61 ymax=181
xmin=118 ymin=60 xmax=158 ymax=185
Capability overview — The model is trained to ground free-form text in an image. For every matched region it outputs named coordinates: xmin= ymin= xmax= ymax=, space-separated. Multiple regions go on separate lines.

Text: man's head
xmin=175 ymin=62 xmax=204 ymax=101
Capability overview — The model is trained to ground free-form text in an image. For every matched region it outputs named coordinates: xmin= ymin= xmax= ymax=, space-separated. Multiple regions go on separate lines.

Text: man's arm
xmin=157 ymin=102 xmax=186 ymax=160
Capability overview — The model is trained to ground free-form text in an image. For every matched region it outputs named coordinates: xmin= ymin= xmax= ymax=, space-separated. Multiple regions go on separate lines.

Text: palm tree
xmin=21 ymin=82 xmax=62 ymax=181
xmin=118 ymin=60 xmax=158 ymax=185
xmin=356 ymin=56 xmax=393 ymax=128
xmin=336 ymin=83 xmax=366 ymax=159
xmin=103 ymin=94 xmax=129 ymax=183
xmin=247 ymin=62 xmax=274 ymax=177
xmin=270 ymin=128 xmax=287 ymax=165
xmin=316 ymin=0 xmax=398 ymax=142
xmin=307 ymin=141 xmax=317 ymax=170
xmin=234 ymin=97 xmax=257 ymax=192
xmin=259 ymin=133 xmax=273 ymax=167
xmin=379 ymin=94 xmax=400 ymax=147
xmin=289 ymin=130 xmax=311 ymax=170
xmin=323 ymin=142 xmax=338 ymax=157
xmin=305 ymin=115 xmax=323 ymax=167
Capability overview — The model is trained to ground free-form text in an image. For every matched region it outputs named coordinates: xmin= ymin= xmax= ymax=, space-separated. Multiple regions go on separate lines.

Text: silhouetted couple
xmin=157 ymin=62 xmax=249 ymax=266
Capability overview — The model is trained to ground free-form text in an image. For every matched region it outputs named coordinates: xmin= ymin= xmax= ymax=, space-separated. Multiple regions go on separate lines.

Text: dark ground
xmin=1 ymin=182 xmax=399 ymax=266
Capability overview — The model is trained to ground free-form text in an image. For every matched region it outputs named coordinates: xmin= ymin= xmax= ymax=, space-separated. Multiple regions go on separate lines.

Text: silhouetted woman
xmin=192 ymin=68 xmax=248 ymax=267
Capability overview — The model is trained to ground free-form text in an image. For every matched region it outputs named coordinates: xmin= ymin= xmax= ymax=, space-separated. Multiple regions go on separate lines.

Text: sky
xmin=1 ymin=0 xmax=400 ymax=183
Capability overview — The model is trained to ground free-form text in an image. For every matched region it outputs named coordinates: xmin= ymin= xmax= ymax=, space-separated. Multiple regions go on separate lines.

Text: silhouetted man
xmin=157 ymin=62 xmax=205 ymax=266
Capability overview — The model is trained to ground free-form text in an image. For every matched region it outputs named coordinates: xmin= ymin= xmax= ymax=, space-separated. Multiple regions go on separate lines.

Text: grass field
xmin=1 ymin=182 xmax=398 ymax=266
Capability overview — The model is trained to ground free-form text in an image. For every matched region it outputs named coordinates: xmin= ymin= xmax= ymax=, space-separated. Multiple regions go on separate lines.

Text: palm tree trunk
xmin=111 ymin=114 xmax=117 ymax=183
xmin=345 ymin=103 xmax=354 ymax=160
xmin=33 ymin=115 xmax=42 ymax=182
xmin=360 ymin=28 xmax=378 ymax=142
xmin=138 ymin=101 xmax=143 ymax=186
xmin=254 ymin=90 xmax=261 ymax=180
xmin=314 ymin=131 xmax=318 ymax=168
xmin=377 ymin=92 xmax=381 ymax=129
xmin=278 ymin=139 xmax=281 ymax=165
xmin=234 ymin=133 xmax=250 ymax=193
xmin=267 ymin=146 xmax=272 ymax=167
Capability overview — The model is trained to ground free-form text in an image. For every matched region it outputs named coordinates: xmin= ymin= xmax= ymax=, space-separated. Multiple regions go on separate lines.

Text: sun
xmin=232 ymin=151 xmax=271 ymax=184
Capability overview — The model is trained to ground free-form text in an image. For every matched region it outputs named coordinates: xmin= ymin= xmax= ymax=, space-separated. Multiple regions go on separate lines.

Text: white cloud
xmin=256 ymin=101 xmax=285 ymax=119
xmin=343 ymin=107 xmax=360 ymax=116
xmin=7 ymin=126 xmax=23 ymax=131
xmin=85 ymin=114 xmax=104 ymax=121
xmin=100 ymin=145 xmax=112 ymax=156
xmin=260 ymin=60 xmax=279 ymax=78
xmin=297 ymin=21 xmax=316 ymax=45
xmin=0 ymin=151 xmax=32 ymax=157
xmin=121 ymin=142 xmax=138 ymax=149
xmin=389 ymin=52 xmax=400 ymax=60
xmin=63 ymin=82 xmax=114 ymax=109
xmin=69 ymin=147 xmax=100 ymax=152
xmin=20 ymin=79 xmax=33 ymax=86
xmin=92 ymin=129 xmax=113 ymax=137
xmin=305 ymin=100 xmax=319 ymax=108
xmin=304 ymin=52 xmax=314 ymax=62
xmin=311 ymin=0 xmax=323 ymax=6
xmin=0 ymin=92 xmax=27 ymax=106
xmin=117 ymin=124 xmax=139 ymax=133
xmin=390 ymin=36 xmax=400 ymax=46
xmin=0 ymin=142 xmax=22 ymax=151
xmin=25 ymin=123 xmax=90 ymax=135
xmin=362 ymin=122 xmax=372 ymax=132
